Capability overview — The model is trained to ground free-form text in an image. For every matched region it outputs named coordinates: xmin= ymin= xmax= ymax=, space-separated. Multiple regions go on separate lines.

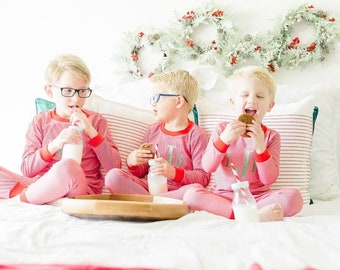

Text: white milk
xmin=148 ymin=174 xmax=168 ymax=195
xmin=147 ymin=159 xmax=168 ymax=195
xmin=62 ymin=143 xmax=83 ymax=164
xmin=231 ymin=181 xmax=259 ymax=223
xmin=62 ymin=126 xmax=83 ymax=164
xmin=233 ymin=204 xmax=260 ymax=222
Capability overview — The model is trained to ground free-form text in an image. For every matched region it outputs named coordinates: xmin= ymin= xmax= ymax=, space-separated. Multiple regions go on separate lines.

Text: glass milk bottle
xmin=148 ymin=159 xmax=168 ymax=195
xmin=62 ymin=126 xmax=83 ymax=164
xmin=231 ymin=181 xmax=259 ymax=222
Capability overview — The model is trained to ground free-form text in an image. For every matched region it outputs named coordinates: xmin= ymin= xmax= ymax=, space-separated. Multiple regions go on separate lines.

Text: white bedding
xmin=1 ymin=197 xmax=340 ymax=270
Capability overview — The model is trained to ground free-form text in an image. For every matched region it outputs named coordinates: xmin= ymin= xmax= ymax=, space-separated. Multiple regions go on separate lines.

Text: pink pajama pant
xmin=0 ymin=159 xmax=87 ymax=204
xmin=181 ymin=186 xmax=303 ymax=218
xmin=104 ymin=168 xmax=303 ymax=218
xmin=104 ymin=168 xmax=202 ymax=199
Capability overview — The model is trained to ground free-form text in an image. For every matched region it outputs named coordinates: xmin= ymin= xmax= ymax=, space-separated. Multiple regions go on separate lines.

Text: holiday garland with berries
xmin=116 ymin=3 xmax=340 ymax=80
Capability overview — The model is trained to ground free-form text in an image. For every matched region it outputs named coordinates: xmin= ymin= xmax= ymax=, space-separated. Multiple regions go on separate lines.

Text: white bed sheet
xmin=1 ymin=197 xmax=340 ymax=270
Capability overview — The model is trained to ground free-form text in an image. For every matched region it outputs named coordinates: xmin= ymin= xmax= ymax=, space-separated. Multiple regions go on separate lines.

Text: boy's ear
xmin=44 ymin=85 xmax=53 ymax=98
xmin=176 ymin=96 xmax=186 ymax=109
xmin=267 ymin=101 xmax=275 ymax=112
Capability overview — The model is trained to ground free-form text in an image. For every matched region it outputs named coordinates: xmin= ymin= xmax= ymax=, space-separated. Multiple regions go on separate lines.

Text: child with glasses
xmin=0 ymin=54 xmax=121 ymax=204
xmin=182 ymin=66 xmax=303 ymax=221
xmin=105 ymin=70 xmax=210 ymax=198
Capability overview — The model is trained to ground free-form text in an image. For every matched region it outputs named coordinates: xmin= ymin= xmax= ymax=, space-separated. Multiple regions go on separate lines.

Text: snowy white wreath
xmin=268 ymin=4 xmax=339 ymax=70
xmin=120 ymin=31 xmax=173 ymax=79
xmin=219 ymin=5 xmax=340 ymax=74
xmin=174 ymin=5 xmax=236 ymax=65
xmin=218 ymin=33 xmax=265 ymax=76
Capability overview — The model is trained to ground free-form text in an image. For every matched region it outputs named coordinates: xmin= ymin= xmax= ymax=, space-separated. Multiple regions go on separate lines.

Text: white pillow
xmin=275 ymin=85 xmax=340 ymax=201
xmin=92 ymin=80 xmax=153 ymax=111
xmin=196 ymin=95 xmax=316 ymax=205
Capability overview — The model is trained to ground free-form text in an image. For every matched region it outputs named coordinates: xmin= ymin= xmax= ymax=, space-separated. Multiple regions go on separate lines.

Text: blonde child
xmin=105 ymin=70 xmax=209 ymax=197
xmin=183 ymin=66 xmax=303 ymax=221
xmin=0 ymin=54 xmax=121 ymax=204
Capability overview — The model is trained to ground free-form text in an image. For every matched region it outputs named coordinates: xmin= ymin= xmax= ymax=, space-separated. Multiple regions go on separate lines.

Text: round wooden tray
xmin=61 ymin=194 xmax=189 ymax=221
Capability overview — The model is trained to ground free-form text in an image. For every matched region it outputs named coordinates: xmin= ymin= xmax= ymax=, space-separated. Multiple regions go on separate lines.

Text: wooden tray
xmin=61 ymin=194 xmax=189 ymax=221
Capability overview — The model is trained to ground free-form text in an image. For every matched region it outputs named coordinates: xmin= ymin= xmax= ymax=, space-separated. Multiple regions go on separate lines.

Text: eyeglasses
xmin=52 ymin=85 xmax=92 ymax=98
xmin=150 ymin=93 xmax=187 ymax=104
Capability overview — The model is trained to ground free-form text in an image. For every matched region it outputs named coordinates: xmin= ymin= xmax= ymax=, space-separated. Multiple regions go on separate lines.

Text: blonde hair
xmin=45 ymin=54 xmax=91 ymax=85
xmin=149 ymin=70 xmax=198 ymax=110
xmin=229 ymin=66 xmax=277 ymax=100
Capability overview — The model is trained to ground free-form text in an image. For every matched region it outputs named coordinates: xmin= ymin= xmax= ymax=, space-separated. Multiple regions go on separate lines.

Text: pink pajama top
xmin=128 ymin=120 xmax=210 ymax=190
xmin=202 ymin=121 xmax=281 ymax=195
xmin=21 ymin=108 xmax=121 ymax=194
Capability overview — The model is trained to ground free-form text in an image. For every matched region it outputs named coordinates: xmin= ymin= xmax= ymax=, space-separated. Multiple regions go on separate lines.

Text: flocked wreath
xmin=174 ymin=5 xmax=235 ymax=64
xmin=272 ymin=4 xmax=339 ymax=70
xmin=116 ymin=3 xmax=340 ymax=80
xmin=119 ymin=31 xmax=173 ymax=78
xmin=218 ymin=33 xmax=265 ymax=76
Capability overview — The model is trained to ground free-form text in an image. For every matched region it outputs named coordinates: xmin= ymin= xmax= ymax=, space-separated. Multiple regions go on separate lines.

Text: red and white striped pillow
xmin=85 ymin=93 xmax=155 ymax=172
xmin=197 ymin=95 xmax=316 ymax=205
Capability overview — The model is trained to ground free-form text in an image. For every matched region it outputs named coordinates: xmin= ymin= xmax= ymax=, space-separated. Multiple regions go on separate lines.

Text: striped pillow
xmin=84 ymin=93 xmax=156 ymax=171
xmin=85 ymin=94 xmax=156 ymax=194
xmin=197 ymin=95 xmax=316 ymax=205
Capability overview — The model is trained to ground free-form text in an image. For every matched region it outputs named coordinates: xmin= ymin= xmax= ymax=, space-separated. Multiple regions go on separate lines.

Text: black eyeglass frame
xmin=52 ymin=85 xmax=93 ymax=98
xmin=150 ymin=93 xmax=187 ymax=104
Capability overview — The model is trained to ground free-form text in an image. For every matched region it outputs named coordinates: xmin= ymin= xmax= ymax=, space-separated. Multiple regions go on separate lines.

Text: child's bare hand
xmin=148 ymin=158 xmax=175 ymax=179
xmin=48 ymin=127 xmax=82 ymax=155
xmin=220 ymin=120 xmax=246 ymax=144
xmin=70 ymin=109 xmax=98 ymax=138
xmin=246 ymin=121 xmax=266 ymax=153
xmin=70 ymin=109 xmax=87 ymax=127
xmin=127 ymin=148 xmax=154 ymax=167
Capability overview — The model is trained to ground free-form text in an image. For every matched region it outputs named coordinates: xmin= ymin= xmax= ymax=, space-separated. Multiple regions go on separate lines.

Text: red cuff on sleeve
xmin=127 ymin=163 xmax=139 ymax=171
xmin=172 ymin=168 xmax=184 ymax=183
xmin=213 ymin=137 xmax=229 ymax=153
xmin=40 ymin=145 xmax=54 ymax=162
xmin=255 ymin=148 xmax=271 ymax=162
xmin=89 ymin=134 xmax=104 ymax=147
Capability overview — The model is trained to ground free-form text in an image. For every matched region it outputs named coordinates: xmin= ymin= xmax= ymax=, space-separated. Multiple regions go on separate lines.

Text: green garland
xmin=116 ymin=3 xmax=340 ymax=80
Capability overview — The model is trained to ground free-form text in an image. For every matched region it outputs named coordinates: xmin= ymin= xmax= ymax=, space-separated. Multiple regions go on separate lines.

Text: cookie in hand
xmin=139 ymin=143 xmax=155 ymax=158
xmin=238 ymin=114 xmax=255 ymax=137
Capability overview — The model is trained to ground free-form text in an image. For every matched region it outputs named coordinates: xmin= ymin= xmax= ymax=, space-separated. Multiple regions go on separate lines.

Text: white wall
xmin=0 ymin=0 xmax=339 ymax=172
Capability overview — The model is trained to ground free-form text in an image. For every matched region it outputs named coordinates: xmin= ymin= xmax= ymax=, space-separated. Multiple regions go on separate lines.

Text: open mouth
xmin=245 ymin=108 xmax=256 ymax=116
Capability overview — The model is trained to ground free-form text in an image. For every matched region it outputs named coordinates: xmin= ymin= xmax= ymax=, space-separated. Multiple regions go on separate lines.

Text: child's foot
xmin=259 ymin=203 xmax=283 ymax=222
